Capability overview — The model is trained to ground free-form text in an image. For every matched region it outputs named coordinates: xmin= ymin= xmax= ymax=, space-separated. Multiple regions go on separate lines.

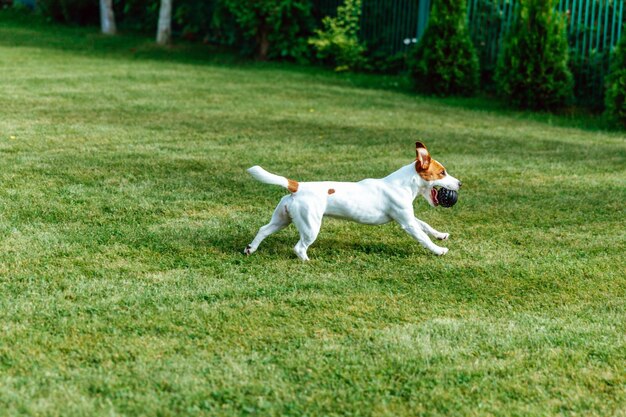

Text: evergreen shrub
xmin=495 ymin=0 xmax=573 ymax=111
xmin=408 ymin=0 xmax=479 ymax=96
xmin=605 ymin=33 xmax=626 ymax=128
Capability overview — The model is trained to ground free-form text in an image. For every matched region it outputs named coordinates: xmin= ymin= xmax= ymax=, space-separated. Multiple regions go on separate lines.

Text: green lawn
xmin=0 ymin=13 xmax=625 ymax=417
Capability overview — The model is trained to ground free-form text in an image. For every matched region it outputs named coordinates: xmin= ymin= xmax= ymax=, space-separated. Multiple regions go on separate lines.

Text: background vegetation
xmin=605 ymin=31 xmax=626 ymax=128
xmin=309 ymin=0 xmax=366 ymax=71
xmin=219 ymin=0 xmax=314 ymax=61
xmin=495 ymin=0 xmax=573 ymax=111
xmin=1 ymin=13 xmax=625 ymax=416
xmin=408 ymin=0 xmax=479 ymax=96
xmin=12 ymin=0 xmax=626 ymax=119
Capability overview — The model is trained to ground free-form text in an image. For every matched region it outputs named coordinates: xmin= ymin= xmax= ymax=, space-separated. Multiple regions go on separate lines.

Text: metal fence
xmin=315 ymin=0 xmax=424 ymax=54
xmin=314 ymin=0 xmax=625 ymax=105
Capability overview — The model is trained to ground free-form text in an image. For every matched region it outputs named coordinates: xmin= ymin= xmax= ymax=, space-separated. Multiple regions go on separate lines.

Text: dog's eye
xmin=441 ymin=170 xmax=446 ymax=176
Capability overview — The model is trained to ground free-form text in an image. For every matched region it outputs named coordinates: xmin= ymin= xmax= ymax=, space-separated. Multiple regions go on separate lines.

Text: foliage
xmin=605 ymin=33 xmax=626 ymax=128
xmin=569 ymin=50 xmax=610 ymax=110
xmin=308 ymin=0 xmax=366 ymax=71
xmin=111 ymin=0 xmax=158 ymax=33
xmin=111 ymin=0 xmax=215 ymax=40
xmin=219 ymin=0 xmax=314 ymax=62
xmin=495 ymin=0 xmax=573 ymax=111
xmin=365 ymin=49 xmax=407 ymax=74
xmin=36 ymin=0 xmax=98 ymax=25
xmin=408 ymin=0 xmax=479 ymax=96
xmin=173 ymin=0 xmax=217 ymax=41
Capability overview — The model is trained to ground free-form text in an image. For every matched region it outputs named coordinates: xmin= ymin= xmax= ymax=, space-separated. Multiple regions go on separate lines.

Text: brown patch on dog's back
xmin=328 ymin=189 xmax=335 ymax=195
xmin=287 ymin=179 xmax=299 ymax=193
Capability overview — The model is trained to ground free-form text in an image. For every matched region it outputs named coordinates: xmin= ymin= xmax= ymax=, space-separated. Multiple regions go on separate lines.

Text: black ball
xmin=438 ymin=188 xmax=458 ymax=208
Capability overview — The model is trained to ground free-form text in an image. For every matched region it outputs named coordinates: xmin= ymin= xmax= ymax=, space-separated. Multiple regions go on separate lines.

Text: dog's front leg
xmin=414 ymin=218 xmax=449 ymax=240
xmin=394 ymin=213 xmax=448 ymax=256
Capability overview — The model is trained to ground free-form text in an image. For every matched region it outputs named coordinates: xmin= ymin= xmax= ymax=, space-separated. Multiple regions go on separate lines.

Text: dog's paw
xmin=243 ymin=245 xmax=253 ymax=256
xmin=436 ymin=233 xmax=449 ymax=240
xmin=436 ymin=247 xmax=449 ymax=256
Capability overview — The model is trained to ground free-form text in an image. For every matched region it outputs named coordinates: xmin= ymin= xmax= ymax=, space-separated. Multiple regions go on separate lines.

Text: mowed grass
xmin=1 ymin=13 xmax=625 ymax=417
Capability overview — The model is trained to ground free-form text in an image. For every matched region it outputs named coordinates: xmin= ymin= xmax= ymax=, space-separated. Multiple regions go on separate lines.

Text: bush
xmin=308 ymin=0 xmax=366 ymax=71
xmin=220 ymin=0 xmax=314 ymax=62
xmin=37 ymin=0 xmax=98 ymax=25
xmin=495 ymin=0 xmax=573 ymax=111
xmin=569 ymin=50 xmax=609 ymax=110
xmin=111 ymin=0 xmax=158 ymax=33
xmin=408 ymin=0 xmax=479 ymax=96
xmin=173 ymin=0 xmax=217 ymax=41
xmin=112 ymin=0 xmax=215 ymax=40
xmin=605 ymin=33 xmax=626 ymax=128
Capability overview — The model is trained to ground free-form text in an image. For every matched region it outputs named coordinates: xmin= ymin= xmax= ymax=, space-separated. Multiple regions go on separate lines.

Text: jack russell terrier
xmin=245 ymin=142 xmax=462 ymax=260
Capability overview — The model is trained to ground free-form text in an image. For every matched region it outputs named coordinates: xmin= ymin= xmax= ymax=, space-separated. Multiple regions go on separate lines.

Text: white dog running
xmin=245 ymin=142 xmax=462 ymax=260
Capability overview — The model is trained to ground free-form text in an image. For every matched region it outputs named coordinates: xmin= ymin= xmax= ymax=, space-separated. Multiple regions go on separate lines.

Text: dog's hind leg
xmin=245 ymin=196 xmax=292 ymax=255
xmin=414 ymin=218 xmax=449 ymax=240
xmin=290 ymin=199 xmax=325 ymax=261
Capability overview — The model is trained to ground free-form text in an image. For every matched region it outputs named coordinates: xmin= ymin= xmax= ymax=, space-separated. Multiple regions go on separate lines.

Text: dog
xmin=244 ymin=142 xmax=461 ymax=260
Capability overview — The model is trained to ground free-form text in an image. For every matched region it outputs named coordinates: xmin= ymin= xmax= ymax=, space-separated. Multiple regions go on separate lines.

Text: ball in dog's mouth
xmin=433 ymin=187 xmax=458 ymax=208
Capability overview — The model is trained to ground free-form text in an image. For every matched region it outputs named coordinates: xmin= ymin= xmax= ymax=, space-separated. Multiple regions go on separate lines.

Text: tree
xmin=221 ymin=0 xmax=314 ymax=61
xmin=495 ymin=0 xmax=573 ymax=111
xmin=408 ymin=0 xmax=479 ymax=96
xmin=99 ymin=0 xmax=116 ymax=35
xmin=157 ymin=0 xmax=173 ymax=45
xmin=605 ymin=33 xmax=626 ymax=128
xmin=308 ymin=0 xmax=366 ymax=71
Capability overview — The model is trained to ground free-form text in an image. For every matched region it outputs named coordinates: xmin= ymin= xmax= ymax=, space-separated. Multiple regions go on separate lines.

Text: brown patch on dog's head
xmin=415 ymin=142 xmax=447 ymax=181
xmin=328 ymin=188 xmax=335 ymax=195
xmin=418 ymin=159 xmax=447 ymax=181
xmin=287 ymin=179 xmax=299 ymax=193
xmin=415 ymin=141 xmax=431 ymax=172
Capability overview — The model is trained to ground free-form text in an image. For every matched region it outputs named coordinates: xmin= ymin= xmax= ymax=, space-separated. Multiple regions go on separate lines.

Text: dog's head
xmin=415 ymin=141 xmax=462 ymax=207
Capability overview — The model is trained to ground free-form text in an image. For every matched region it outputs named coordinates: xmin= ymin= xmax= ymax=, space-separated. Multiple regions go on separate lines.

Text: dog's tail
xmin=247 ymin=166 xmax=299 ymax=193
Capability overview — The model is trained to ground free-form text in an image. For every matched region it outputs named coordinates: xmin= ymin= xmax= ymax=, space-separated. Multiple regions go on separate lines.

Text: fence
xmin=314 ymin=0 xmax=625 ymax=106
xmin=315 ymin=0 xmax=424 ymax=55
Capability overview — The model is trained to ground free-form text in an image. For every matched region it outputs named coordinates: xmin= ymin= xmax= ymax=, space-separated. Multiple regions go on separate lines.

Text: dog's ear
xmin=415 ymin=142 xmax=431 ymax=171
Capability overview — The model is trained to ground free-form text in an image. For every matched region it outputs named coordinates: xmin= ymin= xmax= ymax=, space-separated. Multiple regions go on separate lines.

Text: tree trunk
xmin=256 ymin=22 xmax=270 ymax=61
xmin=99 ymin=0 xmax=116 ymax=35
xmin=156 ymin=0 xmax=173 ymax=45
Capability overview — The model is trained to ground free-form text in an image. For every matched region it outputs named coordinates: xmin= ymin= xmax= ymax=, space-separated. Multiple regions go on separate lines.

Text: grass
xmin=0 ymin=11 xmax=625 ymax=417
